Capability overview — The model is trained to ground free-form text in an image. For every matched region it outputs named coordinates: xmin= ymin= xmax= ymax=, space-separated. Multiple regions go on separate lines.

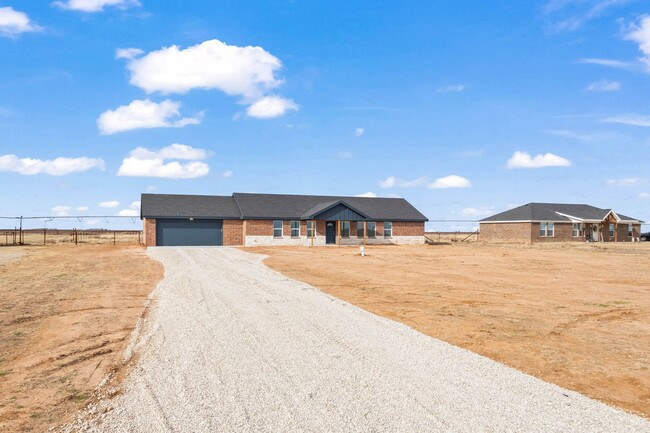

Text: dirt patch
xmin=249 ymin=242 xmax=650 ymax=418
xmin=0 ymin=245 xmax=163 ymax=433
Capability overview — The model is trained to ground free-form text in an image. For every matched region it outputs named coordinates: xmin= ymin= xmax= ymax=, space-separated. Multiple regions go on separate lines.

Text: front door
xmin=326 ymin=221 xmax=336 ymax=244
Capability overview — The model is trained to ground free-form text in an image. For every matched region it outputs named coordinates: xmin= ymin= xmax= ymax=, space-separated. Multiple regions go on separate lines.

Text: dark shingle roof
xmin=141 ymin=194 xmax=242 ymax=219
xmin=140 ymin=192 xmax=428 ymax=221
xmin=233 ymin=193 xmax=428 ymax=221
xmin=480 ymin=203 xmax=643 ymax=223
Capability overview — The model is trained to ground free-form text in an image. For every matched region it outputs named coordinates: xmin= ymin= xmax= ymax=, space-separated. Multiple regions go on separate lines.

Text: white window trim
xmin=307 ymin=220 xmax=316 ymax=238
xmin=273 ymin=220 xmax=283 ymax=238
xmin=367 ymin=222 xmax=376 ymax=238
xmin=290 ymin=220 xmax=300 ymax=238
xmin=384 ymin=221 xmax=393 ymax=238
xmin=341 ymin=221 xmax=350 ymax=238
xmin=540 ymin=222 xmax=554 ymax=238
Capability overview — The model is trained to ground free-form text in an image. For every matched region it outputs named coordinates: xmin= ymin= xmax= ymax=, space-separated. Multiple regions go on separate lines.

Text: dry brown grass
xmin=0 ymin=245 xmax=162 ymax=433
xmin=250 ymin=242 xmax=650 ymax=418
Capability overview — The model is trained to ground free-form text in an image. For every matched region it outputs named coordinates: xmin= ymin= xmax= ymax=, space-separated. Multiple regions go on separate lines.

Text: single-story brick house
xmin=479 ymin=203 xmax=644 ymax=243
xmin=141 ymin=193 xmax=428 ymax=247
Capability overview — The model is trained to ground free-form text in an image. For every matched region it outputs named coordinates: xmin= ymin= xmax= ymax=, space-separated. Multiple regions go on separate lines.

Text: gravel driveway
xmin=75 ymin=247 xmax=649 ymax=432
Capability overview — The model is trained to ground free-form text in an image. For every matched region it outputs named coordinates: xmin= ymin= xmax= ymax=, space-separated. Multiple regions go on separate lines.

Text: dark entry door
xmin=156 ymin=219 xmax=223 ymax=246
xmin=326 ymin=221 xmax=336 ymax=244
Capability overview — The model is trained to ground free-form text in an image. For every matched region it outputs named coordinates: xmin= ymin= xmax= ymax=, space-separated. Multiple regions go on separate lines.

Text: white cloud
xmin=460 ymin=207 xmax=495 ymax=218
xmin=356 ymin=192 xmax=378 ymax=198
xmin=544 ymin=0 xmax=630 ymax=32
xmin=52 ymin=206 xmax=71 ymax=216
xmin=117 ymin=201 xmax=140 ymax=216
xmin=354 ymin=128 xmax=365 ymax=137
xmin=0 ymin=154 xmax=105 ymax=176
xmin=115 ymin=47 xmax=143 ymax=59
xmin=99 ymin=200 xmax=120 ymax=208
xmin=130 ymin=143 xmax=209 ymax=160
xmin=506 ymin=151 xmax=571 ymax=169
xmin=603 ymin=113 xmax=650 ymax=127
xmin=0 ymin=7 xmax=43 ymax=37
xmin=222 ymin=170 xmax=233 ymax=178
xmin=586 ymin=79 xmax=621 ymax=92
xmin=117 ymin=145 xmax=210 ymax=179
xmin=53 ymin=0 xmax=140 ymax=13
xmin=428 ymin=175 xmax=472 ymax=189
xmin=122 ymin=39 xmax=284 ymax=99
xmin=625 ymin=15 xmax=650 ymax=72
xmin=378 ymin=176 xmax=428 ymax=189
xmin=76 ymin=206 xmax=89 ymax=211
xmin=246 ymin=96 xmax=298 ymax=119
xmin=606 ymin=178 xmax=641 ymax=187
xmin=436 ymin=84 xmax=465 ymax=93
xmin=97 ymin=99 xmax=201 ymax=135
xmin=337 ymin=151 xmax=353 ymax=159
xmin=639 ymin=192 xmax=650 ymax=199
xmin=577 ymin=58 xmax=637 ymax=70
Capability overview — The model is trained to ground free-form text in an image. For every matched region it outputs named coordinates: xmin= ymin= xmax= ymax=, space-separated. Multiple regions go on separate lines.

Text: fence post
xmin=43 ymin=228 xmax=46 ymax=245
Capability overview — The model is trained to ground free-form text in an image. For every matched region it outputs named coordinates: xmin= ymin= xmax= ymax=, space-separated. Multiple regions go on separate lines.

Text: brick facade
xmin=223 ymin=220 xmax=244 ymax=246
xmin=393 ymin=221 xmax=425 ymax=236
xmin=481 ymin=222 xmax=643 ymax=243
xmin=144 ymin=218 xmax=156 ymax=247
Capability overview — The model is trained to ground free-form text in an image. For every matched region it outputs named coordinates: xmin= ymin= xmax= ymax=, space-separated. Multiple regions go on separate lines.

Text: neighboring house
xmin=479 ymin=203 xmax=643 ymax=243
xmin=141 ymin=193 xmax=428 ymax=247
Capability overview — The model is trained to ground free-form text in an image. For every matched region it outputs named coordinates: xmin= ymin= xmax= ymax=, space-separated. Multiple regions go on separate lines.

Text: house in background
xmin=479 ymin=203 xmax=643 ymax=243
xmin=141 ymin=193 xmax=428 ymax=247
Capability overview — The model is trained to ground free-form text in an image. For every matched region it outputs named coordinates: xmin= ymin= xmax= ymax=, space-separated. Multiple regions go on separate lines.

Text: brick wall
xmin=531 ymin=222 xmax=575 ymax=242
xmin=223 ymin=220 xmax=244 ymax=246
xmin=393 ymin=221 xmax=424 ymax=236
xmin=479 ymin=222 xmax=531 ymax=243
xmin=144 ymin=218 xmax=156 ymax=246
xmin=246 ymin=220 xmax=274 ymax=236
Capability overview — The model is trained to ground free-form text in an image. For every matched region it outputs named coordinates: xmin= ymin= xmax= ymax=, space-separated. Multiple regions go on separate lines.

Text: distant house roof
xmin=480 ymin=203 xmax=643 ymax=224
xmin=141 ymin=192 xmax=428 ymax=222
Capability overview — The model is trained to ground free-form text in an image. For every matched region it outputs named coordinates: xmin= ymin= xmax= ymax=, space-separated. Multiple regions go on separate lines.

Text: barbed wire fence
xmin=424 ymin=220 xmax=480 ymax=243
xmin=0 ymin=215 xmax=144 ymax=246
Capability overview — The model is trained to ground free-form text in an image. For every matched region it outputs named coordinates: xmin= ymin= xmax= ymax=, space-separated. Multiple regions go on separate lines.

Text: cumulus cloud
xmin=99 ymin=200 xmax=120 ymax=208
xmin=460 ymin=207 xmax=495 ymax=218
xmin=356 ymin=192 xmax=378 ymax=198
xmin=436 ymin=84 xmax=465 ymax=93
xmin=76 ymin=206 xmax=89 ymax=211
xmin=586 ymin=79 xmax=621 ymax=92
xmin=246 ymin=96 xmax=298 ymax=119
xmin=0 ymin=7 xmax=43 ymax=37
xmin=222 ymin=170 xmax=233 ymax=178
xmin=354 ymin=128 xmax=365 ymax=137
xmin=115 ymin=47 xmax=143 ymax=59
xmin=53 ymin=0 xmax=140 ymax=13
xmin=428 ymin=175 xmax=472 ymax=189
xmin=117 ymin=200 xmax=140 ymax=216
xmin=97 ymin=99 xmax=201 ymax=135
xmin=625 ymin=15 xmax=650 ymax=72
xmin=378 ymin=176 xmax=428 ymax=189
xmin=603 ymin=113 xmax=650 ymax=127
xmin=606 ymin=178 xmax=642 ymax=187
xmin=0 ymin=154 xmax=105 ymax=175
xmin=52 ymin=206 xmax=72 ymax=216
xmin=117 ymin=144 xmax=210 ymax=179
xmin=121 ymin=39 xmax=283 ymax=98
xmin=506 ymin=151 xmax=571 ymax=169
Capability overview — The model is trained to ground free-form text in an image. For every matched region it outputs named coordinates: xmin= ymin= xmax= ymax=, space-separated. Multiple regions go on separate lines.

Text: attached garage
xmin=155 ymin=219 xmax=223 ymax=246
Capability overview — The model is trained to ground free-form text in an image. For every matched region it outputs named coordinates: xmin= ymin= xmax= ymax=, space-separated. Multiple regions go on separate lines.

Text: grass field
xmin=0 ymin=246 xmax=162 ymax=433
xmin=250 ymin=242 xmax=650 ymax=418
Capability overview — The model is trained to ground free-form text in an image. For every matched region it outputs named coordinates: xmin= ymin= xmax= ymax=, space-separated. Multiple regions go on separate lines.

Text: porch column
xmin=363 ymin=220 xmax=367 ymax=246
xmin=337 ymin=220 xmax=340 ymax=246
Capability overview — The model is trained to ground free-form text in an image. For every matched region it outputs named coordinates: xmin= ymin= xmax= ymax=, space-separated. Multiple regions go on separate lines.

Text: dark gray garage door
xmin=156 ymin=219 xmax=223 ymax=246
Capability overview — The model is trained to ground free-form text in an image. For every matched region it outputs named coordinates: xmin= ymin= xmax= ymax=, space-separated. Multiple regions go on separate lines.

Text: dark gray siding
xmin=314 ymin=204 xmax=366 ymax=221
xmin=156 ymin=219 xmax=223 ymax=246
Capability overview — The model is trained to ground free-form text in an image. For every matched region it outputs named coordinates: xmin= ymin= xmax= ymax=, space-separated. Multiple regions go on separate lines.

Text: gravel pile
xmin=68 ymin=247 xmax=649 ymax=432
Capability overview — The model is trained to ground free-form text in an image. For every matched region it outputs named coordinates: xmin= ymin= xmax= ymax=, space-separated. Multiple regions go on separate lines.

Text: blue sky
xmin=1 ymin=0 xmax=650 ymax=230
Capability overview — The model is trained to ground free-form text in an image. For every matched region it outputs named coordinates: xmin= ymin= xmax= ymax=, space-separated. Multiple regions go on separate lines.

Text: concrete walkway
xmin=74 ymin=247 xmax=649 ymax=432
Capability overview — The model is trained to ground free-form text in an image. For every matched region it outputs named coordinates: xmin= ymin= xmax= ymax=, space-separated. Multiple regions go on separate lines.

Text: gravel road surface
xmin=75 ymin=247 xmax=649 ymax=432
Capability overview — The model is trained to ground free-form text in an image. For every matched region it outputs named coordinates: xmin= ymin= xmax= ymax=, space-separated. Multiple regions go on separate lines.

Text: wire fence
xmin=0 ymin=215 xmax=143 ymax=246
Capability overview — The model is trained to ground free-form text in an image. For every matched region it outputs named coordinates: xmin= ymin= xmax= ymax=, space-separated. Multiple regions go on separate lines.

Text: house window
xmin=307 ymin=221 xmax=316 ymax=238
xmin=367 ymin=222 xmax=376 ymax=238
xmin=273 ymin=220 xmax=283 ymax=238
xmin=540 ymin=222 xmax=554 ymax=237
xmin=384 ymin=221 xmax=393 ymax=238
xmin=628 ymin=224 xmax=633 ymax=237
xmin=357 ymin=222 xmax=364 ymax=238
xmin=291 ymin=220 xmax=300 ymax=238
xmin=609 ymin=223 xmax=615 ymax=238
xmin=572 ymin=223 xmax=583 ymax=237
xmin=341 ymin=221 xmax=350 ymax=238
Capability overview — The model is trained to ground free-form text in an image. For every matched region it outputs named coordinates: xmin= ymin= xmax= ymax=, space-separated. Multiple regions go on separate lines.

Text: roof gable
xmin=480 ymin=203 xmax=643 ymax=223
xmin=302 ymin=200 xmax=369 ymax=220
